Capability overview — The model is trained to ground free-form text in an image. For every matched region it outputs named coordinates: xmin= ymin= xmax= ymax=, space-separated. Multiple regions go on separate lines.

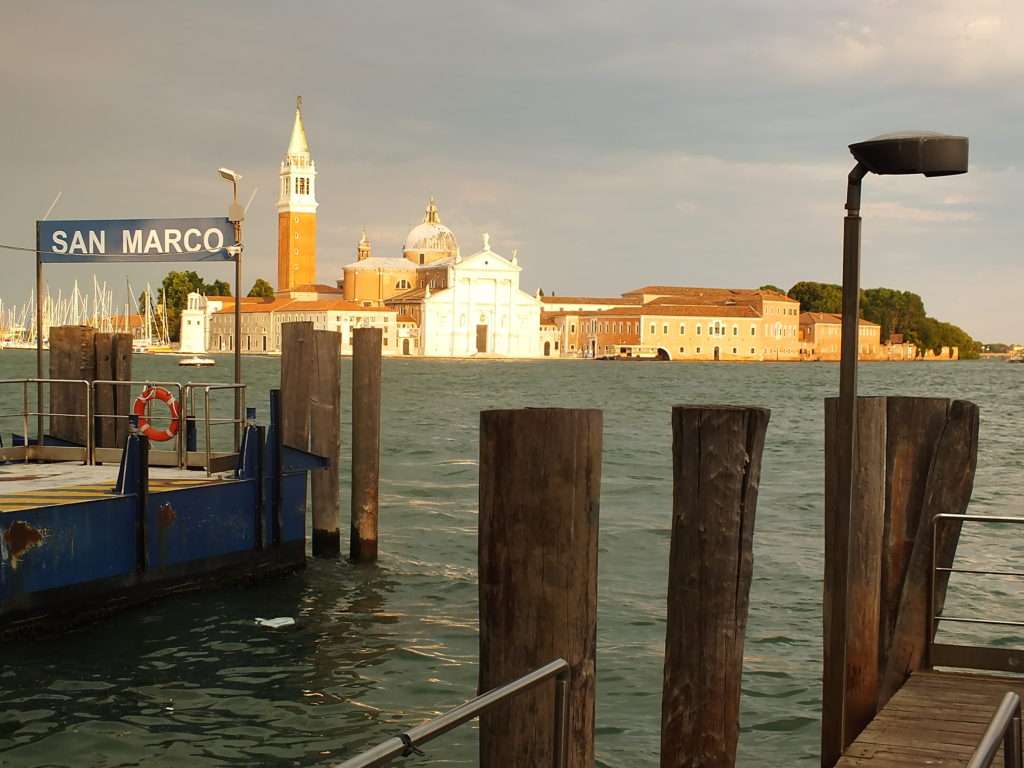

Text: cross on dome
xmin=483 ymin=233 xmax=491 ymax=251
xmin=424 ymin=196 xmax=441 ymax=224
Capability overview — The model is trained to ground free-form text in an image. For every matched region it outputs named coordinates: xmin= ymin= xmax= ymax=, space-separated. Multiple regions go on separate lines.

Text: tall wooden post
xmin=660 ymin=405 xmax=770 ymax=768
xmin=310 ymin=329 xmax=341 ymax=557
xmin=478 ymin=407 xmax=602 ymax=768
xmin=350 ymin=327 xmax=382 ymax=562
xmin=94 ymin=332 xmax=114 ymax=449
xmin=111 ymin=333 xmax=133 ymax=448
xmin=48 ymin=325 xmax=96 ymax=446
xmin=823 ymin=397 xmax=885 ymax=754
xmin=280 ymin=322 xmax=313 ymax=453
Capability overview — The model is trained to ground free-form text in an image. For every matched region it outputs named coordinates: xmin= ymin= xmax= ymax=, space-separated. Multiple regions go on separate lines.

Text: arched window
xmin=395 ymin=279 xmax=411 ymax=290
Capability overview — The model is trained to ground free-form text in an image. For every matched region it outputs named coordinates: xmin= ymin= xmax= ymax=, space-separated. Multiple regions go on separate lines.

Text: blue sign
xmin=37 ymin=218 xmax=236 ymax=263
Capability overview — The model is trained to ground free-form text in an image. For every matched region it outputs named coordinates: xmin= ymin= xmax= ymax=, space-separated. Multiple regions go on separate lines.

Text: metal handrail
xmin=195 ymin=384 xmax=247 ymax=476
xmin=929 ymin=513 xmax=1024 ymax=668
xmin=0 ymin=378 xmax=92 ymax=463
xmin=334 ymin=658 xmax=571 ymax=768
xmin=967 ymin=692 xmax=1022 ymax=768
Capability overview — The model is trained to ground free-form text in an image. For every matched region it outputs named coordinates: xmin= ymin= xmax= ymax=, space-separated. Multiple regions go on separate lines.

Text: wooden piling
xmin=478 ymin=407 xmax=602 ymax=768
xmin=822 ymin=397 xmax=886 ymax=753
xmin=48 ymin=325 xmax=96 ymax=446
xmin=310 ymin=329 xmax=341 ymax=557
xmin=660 ymin=405 xmax=770 ymax=768
xmin=350 ymin=327 xmax=382 ymax=563
xmin=280 ymin=322 xmax=314 ymax=453
xmin=94 ymin=332 xmax=115 ymax=449
xmin=879 ymin=399 xmax=979 ymax=704
xmin=111 ymin=333 xmax=133 ymax=448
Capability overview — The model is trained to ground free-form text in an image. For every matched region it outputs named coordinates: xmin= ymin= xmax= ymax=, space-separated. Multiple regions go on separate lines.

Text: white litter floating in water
xmin=255 ymin=617 xmax=296 ymax=629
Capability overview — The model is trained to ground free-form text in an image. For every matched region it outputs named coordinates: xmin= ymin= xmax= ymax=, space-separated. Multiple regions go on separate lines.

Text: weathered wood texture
xmin=48 ymin=325 xmax=95 ymax=445
xmin=879 ymin=400 xmax=979 ymax=705
xmin=93 ymin=333 xmax=115 ymax=448
xmin=111 ymin=333 xmax=133 ymax=448
xmin=661 ymin=405 xmax=770 ymax=768
xmin=836 ymin=670 xmax=1021 ymax=768
xmin=478 ymin=408 xmax=602 ymax=768
xmin=879 ymin=397 xmax=950 ymax=674
xmin=280 ymin=322 xmax=314 ymax=451
xmin=350 ymin=327 xmax=382 ymax=562
xmin=310 ymin=329 xmax=341 ymax=557
xmin=824 ymin=397 xmax=886 ymax=751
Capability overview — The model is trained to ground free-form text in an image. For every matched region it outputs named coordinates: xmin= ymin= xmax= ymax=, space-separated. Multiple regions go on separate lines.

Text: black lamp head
xmin=849 ymin=132 xmax=968 ymax=177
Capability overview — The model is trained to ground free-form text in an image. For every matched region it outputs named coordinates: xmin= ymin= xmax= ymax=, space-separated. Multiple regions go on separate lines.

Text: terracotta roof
xmin=590 ymin=304 xmax=759 ymax=319
xmin=386 ymin=287 xmax=429 ymax=303
xmin=289 ymin=283 xmax=344 ymax=294
xmin=215 ymin=298 xmax=393 ymax=314
xmin=625 ymin=286 xmax=798 ymax=303
xmin=801 ymin=311 xmax=878 ymax=327
xmin=396 ymin=314 xmax=419 ymax=325
xmin=540 ymin=295 xmax=641 ymax=305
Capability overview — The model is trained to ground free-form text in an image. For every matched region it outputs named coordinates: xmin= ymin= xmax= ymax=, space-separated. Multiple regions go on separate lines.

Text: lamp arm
xmin=846 ymin=163 xmax=867 ymax=216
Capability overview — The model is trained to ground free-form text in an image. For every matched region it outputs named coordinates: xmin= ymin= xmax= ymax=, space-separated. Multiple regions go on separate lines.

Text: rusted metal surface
xmin=157 ymin=502 xmax=176 ymax=529
xmin=2 ymin=520 xmax=47 ymax=569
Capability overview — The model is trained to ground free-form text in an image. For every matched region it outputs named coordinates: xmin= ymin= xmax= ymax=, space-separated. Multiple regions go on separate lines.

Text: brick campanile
xmin=277 ymin=96 xmax=318 ymax=291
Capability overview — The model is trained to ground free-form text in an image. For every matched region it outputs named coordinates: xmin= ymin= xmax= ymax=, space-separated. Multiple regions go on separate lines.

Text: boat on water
xmin=179 ymin=355 xmax=216 ymax=367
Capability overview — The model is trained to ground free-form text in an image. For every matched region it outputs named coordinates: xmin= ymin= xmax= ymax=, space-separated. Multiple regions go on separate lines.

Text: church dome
xmin=403 ymin=198 xmax=458 ymax=259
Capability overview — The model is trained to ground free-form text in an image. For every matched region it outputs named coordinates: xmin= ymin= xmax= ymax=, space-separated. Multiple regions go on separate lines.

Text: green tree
xmin=149 ymin=271 xmax=233 ymax=342
xmin=247 ymin=278 xmax=275 ymax=299
xmin=205 ymin=280 xmax=231 ymax=297
xmin=758 ymin=284 xmax=785 ymax=294
xmin=787 ymin=281 xmax=842 ymax=313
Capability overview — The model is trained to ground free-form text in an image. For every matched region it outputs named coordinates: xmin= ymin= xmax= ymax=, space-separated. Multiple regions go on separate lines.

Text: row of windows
xmin=648 ymin=322 xmax=758 ymax=337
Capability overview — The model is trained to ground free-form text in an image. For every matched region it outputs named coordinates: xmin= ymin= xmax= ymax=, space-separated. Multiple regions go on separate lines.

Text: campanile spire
xmin=277 ymin=97 xmax=318 ymax=291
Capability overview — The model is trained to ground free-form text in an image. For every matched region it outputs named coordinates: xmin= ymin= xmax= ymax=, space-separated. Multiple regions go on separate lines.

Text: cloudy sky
xmin=2 ymin=1 xmax=1021 ymax=341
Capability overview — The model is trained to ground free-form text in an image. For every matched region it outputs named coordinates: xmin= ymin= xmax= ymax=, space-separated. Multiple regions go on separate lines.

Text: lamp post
xmin=219 ymin=167 xmax=245 ymax=450
xmin=823 ymin=132 xmax=968 ymax=766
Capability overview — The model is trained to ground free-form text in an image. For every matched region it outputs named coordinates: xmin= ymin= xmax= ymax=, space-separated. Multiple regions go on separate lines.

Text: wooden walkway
xmin=838 ymin=670 xmax=1023 ymax=767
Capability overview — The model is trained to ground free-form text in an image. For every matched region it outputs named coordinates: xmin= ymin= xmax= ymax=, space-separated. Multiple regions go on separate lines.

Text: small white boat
xmin=178 ymin=355 xmax=216 ymax=367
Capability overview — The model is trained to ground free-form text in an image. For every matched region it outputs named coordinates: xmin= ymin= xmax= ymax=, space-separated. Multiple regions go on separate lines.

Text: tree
xmin=151 ymin=271 xmax=233 ymax=342
xmin=787 ymin=281 xmax=842 ymax=314
xmin=248 ymin=278 xmax=275 ymax=299
xmin=758 ymin=284 xmax=785 ymax=295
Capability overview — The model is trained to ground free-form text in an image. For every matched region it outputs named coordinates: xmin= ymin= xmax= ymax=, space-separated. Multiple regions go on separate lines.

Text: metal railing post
xmin=22 ymin=380 xmax=29 ymax=463
xmin=1007 ymin=709 xmax=1023 ymax=768
xmin=552 ymin=671 xmax=570 ymax=768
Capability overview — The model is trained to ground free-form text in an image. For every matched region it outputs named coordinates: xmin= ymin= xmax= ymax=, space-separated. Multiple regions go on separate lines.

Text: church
xmin=339 ymin=200 xmax=543 ymax=357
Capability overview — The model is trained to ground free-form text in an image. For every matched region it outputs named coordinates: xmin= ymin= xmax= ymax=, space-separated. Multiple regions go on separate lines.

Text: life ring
xmin=132 ymin=386 xmax=180 ymax=442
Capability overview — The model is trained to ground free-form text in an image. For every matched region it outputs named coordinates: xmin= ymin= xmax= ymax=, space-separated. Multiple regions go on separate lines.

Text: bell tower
xmin=277 ymin=97 xmax=318 ymax=291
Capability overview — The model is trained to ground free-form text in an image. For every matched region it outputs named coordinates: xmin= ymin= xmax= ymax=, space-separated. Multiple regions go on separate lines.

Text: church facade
xmin=339 ymin=200 xmax=543 ymax=358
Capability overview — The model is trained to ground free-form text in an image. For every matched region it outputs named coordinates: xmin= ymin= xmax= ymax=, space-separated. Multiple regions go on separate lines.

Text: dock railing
xmin=0 ymin=378 xmax=246 ymax=474
xmin=967 ymin=691 xmax=1022 ymax=768
xmin=928 ymin=512 xmax=1024 ymax=674
xmin=334 ymin=658 xmax=570 ymax=768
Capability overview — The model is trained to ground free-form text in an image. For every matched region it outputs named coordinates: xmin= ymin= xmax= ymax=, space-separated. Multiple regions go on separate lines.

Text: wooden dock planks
xmin=837 ymin=670 xmax=1023 ymax=767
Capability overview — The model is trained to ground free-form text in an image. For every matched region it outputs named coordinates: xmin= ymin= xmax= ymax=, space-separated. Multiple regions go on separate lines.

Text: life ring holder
xmin=132 ymin=386 xmax=181 ymax=442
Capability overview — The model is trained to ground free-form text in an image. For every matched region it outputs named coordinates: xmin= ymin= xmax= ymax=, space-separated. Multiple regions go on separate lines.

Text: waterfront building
xmin=338 ymin=201 xmax=543 ymax=358
xmin=542 ymin=287 xmax=801 ymax=361
xmin=798 ymin=311 xmax=882 ymax=361
xmin=179 ymin=292 xmax=227 ymax=353
xmin=207 ymin=295 xmax=397 ymax=355
xmin=277 ymin=98 xmax=318 ymax=292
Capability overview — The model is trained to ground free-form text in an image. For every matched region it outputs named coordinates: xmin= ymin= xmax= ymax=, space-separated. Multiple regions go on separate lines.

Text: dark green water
xmin=1 ymin=351 xmax=1021 ymax=766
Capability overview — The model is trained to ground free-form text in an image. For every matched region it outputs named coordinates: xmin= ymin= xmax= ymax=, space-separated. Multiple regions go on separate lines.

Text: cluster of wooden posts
xmin=279 ymin=322 xmax=383 ymax=562
xmin=48 ymin=325 xmax=134 ymax=447
xmin=821 ymin=396 xmax=979 ymax=766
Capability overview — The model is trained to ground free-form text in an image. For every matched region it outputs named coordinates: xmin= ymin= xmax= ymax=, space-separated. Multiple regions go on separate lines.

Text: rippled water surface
xmin=1 ymin=351 xmax=1021 ymax=767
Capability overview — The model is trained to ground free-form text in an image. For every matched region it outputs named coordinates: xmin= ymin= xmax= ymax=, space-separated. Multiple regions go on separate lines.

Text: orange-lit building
xmin=277 ymin=98 xmax=317 ymax=292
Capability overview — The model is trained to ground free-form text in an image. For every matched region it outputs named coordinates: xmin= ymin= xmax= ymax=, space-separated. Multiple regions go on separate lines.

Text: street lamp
xmin=219 ymin=167 xmax=245 ymax=449
xmin=825 ymin=132 xmax=968 ymax=765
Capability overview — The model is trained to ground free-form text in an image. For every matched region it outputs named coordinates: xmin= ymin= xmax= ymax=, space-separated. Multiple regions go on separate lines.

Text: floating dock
xmin=0 ymin=381 xmax=325 ymax=637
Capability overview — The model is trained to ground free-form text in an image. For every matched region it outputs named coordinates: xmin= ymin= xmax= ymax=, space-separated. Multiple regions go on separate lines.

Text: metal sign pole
xmin=234 ymin=223 xmax=241 ymax=451
xmin=35 ymin=221 xmax=43 ymax=445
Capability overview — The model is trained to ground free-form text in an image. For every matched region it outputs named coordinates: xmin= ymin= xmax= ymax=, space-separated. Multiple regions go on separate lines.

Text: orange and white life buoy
xmin=132 ymin=386 xmax=180 ymax=442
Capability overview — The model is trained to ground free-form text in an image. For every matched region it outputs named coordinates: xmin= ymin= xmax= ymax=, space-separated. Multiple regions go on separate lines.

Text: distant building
xmin=338 ymin=201 xmax=543 ymax=358
xmin=799 ymin=312 xmax=882 ymax=361
xmin=542 ymin=287 xmax=801 ymax=361
xmin=179 ymin=292 xmax=227 ymax=353
xmin=277 ymin=98 xmax=318 ymax=292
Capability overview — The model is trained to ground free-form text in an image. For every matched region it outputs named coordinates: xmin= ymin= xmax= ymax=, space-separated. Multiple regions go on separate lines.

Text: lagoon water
xmin=1 ymin=350 xmax=1022 ymax=767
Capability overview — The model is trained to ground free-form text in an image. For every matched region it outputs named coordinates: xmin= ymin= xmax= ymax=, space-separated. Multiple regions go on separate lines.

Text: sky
xmin=2 ymin=0 xmax=1022 ymax=342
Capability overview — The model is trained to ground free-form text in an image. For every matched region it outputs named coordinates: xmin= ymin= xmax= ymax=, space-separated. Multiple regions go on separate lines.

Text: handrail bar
xmin=197 ymin=384 xmax=247 ymax=475
xmin=0 ymin=378 xmax=92 ymax=463
xmin=966 ymin=691 xmax=1022 ymax=768
xmin=929 ymin=513 xmax=1024 ymax=671
xmin=334 ymin=658 xmax=571 ymax=768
